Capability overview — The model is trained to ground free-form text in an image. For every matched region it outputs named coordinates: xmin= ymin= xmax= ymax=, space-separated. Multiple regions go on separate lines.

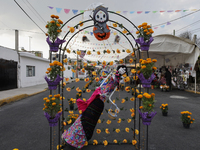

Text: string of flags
xmin=48 ymin=6 xmax=198 ymax=30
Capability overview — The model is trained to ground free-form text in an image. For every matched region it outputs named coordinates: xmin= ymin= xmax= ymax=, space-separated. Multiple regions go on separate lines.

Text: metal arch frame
xmin=48 ymin=10 xmax=150 ymax=150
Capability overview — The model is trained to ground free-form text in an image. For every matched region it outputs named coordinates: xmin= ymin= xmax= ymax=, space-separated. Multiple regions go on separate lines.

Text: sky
xmin=1 ymin=0 xmax=200 ymax=59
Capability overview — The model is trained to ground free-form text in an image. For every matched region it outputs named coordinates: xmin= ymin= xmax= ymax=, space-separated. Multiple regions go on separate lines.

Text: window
xmin=26 ymin=66 xmax=35 ymax=77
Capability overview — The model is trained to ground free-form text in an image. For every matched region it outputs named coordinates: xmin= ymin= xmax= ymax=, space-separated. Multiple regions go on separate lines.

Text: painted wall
xmin=0 ymin=46 xmax=18 ymax=62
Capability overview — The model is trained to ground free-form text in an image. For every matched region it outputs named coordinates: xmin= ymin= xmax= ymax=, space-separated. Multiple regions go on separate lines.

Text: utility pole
xmin=173 ymin=30 xmax=175 ymax=36
xmin=29 ymin=36 xmax=32 ymax=51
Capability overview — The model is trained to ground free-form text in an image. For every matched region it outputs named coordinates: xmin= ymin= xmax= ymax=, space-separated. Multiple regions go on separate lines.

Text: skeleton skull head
xmin=95 ymin=10 xmax=107 ymax=23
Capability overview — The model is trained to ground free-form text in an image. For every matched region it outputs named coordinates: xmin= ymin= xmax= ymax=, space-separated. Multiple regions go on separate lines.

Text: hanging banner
xmin=145 ymin=11 xmax=150 ymax=14
xmin=64 ymin=9 xmax=70 ymax=14
xmin=48 ymin=6 xmax=53 ymax=9
xmin=137 ymin=11 xmax=143 ymax=14
xmin=130 ymin=11 xmax=135 ymax=14
xmin=56 ymin=8 xmax=62 ymax=13
xmin=72 ymin=9 xmax=78 ymax=15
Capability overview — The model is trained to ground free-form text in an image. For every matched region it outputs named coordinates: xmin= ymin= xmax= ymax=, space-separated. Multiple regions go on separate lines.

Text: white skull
xmin=95 ymin=10 xmax=107 ymax=23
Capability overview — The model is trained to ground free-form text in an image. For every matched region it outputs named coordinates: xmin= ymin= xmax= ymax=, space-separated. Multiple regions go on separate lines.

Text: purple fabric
xmin=46 ymin=37 xmax=66 ymax=52
xmin=44 ymin=111 xmax=62 ymax=127
xmin=45 ymin=74 xmax=63 ymax=90
xmin=135 ymin=37 xmax=154 ymax=51
xmin=138 ymin=109 xmax=157 ymax=125
xmin=138 ymin=73 xmax=155 ymax=88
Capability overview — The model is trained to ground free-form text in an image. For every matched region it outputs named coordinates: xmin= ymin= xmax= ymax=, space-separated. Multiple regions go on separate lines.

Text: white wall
xmin=63 ymin=64 xmax=73 ymax=79
xmin=19 ymin=52 xmax=49 ymax=87
xmin=0 ymin=46 xmax=18 ymax=62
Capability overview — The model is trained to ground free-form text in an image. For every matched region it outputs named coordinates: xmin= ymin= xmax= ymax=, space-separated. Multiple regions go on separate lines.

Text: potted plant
xmin=43 ymin=94 xmax=62 ymax=127
xmin=160 ymin=103 xmax=168 ymax=116
xmin=137 ymin=58 xmax=157 ymax=88
xmin=46 ymin=15 xmax=65 ymax=52
xmin=138 ymin=93 xmax=157 ymax=125
xmin=45 ymin=60 xmax=64 ymax=90
xmin=135 ymin=22 xmax=154 ymax=51
xmin=68 ymin=98 xmax=76 ymax=110
xmin=180 ymin=111 xmax=195 ymax=128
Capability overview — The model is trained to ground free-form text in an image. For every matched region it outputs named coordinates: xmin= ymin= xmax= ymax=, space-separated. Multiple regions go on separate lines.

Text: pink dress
xmin=62 ymin=75 xmax=120 ymax=149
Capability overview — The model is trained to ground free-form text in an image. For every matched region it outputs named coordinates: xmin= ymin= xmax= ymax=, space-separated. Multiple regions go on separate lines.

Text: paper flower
xmin=115 ymin=129 xmax=120 ymax=133
xmin=125 ymin=128 xmax=129 ymax=133
xmin=106 ymin=120 xmax=111 ymax=124
xmin=96 ymin=129 xmax=101 ymax=134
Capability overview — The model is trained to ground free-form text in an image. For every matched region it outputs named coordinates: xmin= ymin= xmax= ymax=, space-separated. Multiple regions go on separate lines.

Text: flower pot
xmin=138 ymin=110 xmax=157 ymax=125
xmin=46 ymin=37 xmax=66 ymax=52
xmin=70 ymin=105 xmax=74 ymax=110
xmin=45 ymin=74 xmax=63 ymax=90
xmin=44 ymin=112 xmax=62 ymax=127
xmin=135 ymin=37 xmax=154 ymax=51
xmin=162 ymin=112 xmax=168 ymax=116
xmin=183 ymin=122 xmax=190 ymax=129
xmin=138 ymin=73 xmax=155 ymax=88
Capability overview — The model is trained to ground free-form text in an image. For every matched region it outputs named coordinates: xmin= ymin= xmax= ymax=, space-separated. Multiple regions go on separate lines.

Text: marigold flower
xmin=95 ymin=77 xmax=99 ymax=82
xmin=152 ymin=67 xmax=157 ymax=70
xmin=50 ymin=20 xmax=55 ymax=24
xmin=141 ymin=65 xmax=146 ymax=69
xmin=102 ymin=60 xmax=106 ymax=66
xmin=103 ymin=140 xmax=108 ymax=146
xmin=84 ymin=141 xmax=88 ymax=146
xmin=93 ymin=62 xmax=97 ymax=66
xmin=77 ymin=51 xmax=81 ymax=55
xmin=96 ymin=129 xmax=101 ymax=134
xmin=121 ymin=99 xmax=126 ymax=103
xmin=84 ymin=78 xmax=89 ymax=82
xmin=55 ymin=15 xmax=59 ymax=19
xmin=58 ymin=19 xmax=63 ymax=24
xmin=45 ymin=33 xmax=48 ymax=36
xmin=87 ymin=50 xmax=91 ymax=55
xmin=130 ymin=97 xmax=135 ymax=101
xmin=46 ymin=99 xmax=50 ymax=103
xmin=86 ymin=89 xmax=91 ymax=93
xmin=131 ymin=113 xmax=135 ymax=117
xmin=83 ymin=98 xmax=86 ymax=102
xmin=52 ymin=102 xmax=56 ymax=106
xmin=149 ymin=104 xmax=152 ymax=107
xmin=92 ymin=71 xmax=96 ymax=75
xmin=130 ymin=108 xmax=135 ymax=113
xmin=110 ymin=61 xmax=114 ymax=65
xmin=131 ymin=69 xmax=136 ymax=74
xmin=125 ymin=86 xmax=130 ymax=92
xmin=119 ymin=59 xmax=124 ymax=64
xmin=116 ymin=49 xmax=121 ymax=53
xmin=52 ymin=97 xmax=55 ymax=100
xmin=69 ymin=27 xmax=75 ymax=33
xmin=47 ymin=68 xmax=52 ymax=71
xmin=136 ymin=31 xmax=140 ymax=34
xmin=66 ymin=49 xmax=71 ymax=53
xmin=79 ymin=110 xmax=82 ymax=114
xmin=65 ymin=78 xmax=69 ymax=82
xmin=75 ymin=78 xmax=79 ymax=82
xmin=107 ymin=49 xmax=111 ymax=54
xmin=93 ymin=139 xmax=98 ymax=145
xmin=79 ymin=21 xmax=83 ymax=26
xmin=97 ymin=119 xmax=101 ymax=123
xmin=106 ymin=120 xmax=111 ymax=124
xmin=113 ymin=139 xmax=118 ymax=143
xmin=135 ymin=129 xmax=139 ymax=135
xmin=139 ymin=106 xmax=143 ymax=109
xmin=132 ymin=140 xmax=137 ymax=145
xmin=125 ymin=127 xmax=129 ymax=133
xmin=151 ymin=93 xmax=155 ymax=96
xmin=113 ymin=23 xmax=117 ymax=27
xmin=127 ymin=118 xmax=132 ymax=123
xmin=102 ymin=71 xmax=106 ymax=76
xmin=83 ymin=62 xmax=87 ymax=66
xmin=105 ymin=128 xmax=110 ymax=134
xmin=56 ymin=23 xmax=61 ymax=27
xmin=123 ymin=139 xmax=127 ymax=143
xmin=137 ymin=95 xmax=143 ymax=98
xmin=152 ymin=59 xmax=157 ymax=62
xmin=129 ymin=58 xmax=133 ymax=63
xmin=76 ymin=87 xmax=80 ymax=92
xmin=97 ymin=51 xmax=101 ymax=55
xmin=51 ymin=14 xmax=55 ymax=18
xmin=117 ymin=118 xmax=121 ymax=123
xmin=115 ymin=128 xmax=120 ymax=133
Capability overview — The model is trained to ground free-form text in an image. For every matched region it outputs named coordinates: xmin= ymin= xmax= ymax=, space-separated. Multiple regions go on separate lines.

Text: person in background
xmin=165 ymin=68 xmax=172 ymax=91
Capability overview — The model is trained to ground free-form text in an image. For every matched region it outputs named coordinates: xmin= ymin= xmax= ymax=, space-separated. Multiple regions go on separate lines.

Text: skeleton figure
xmin=93 ymin=6 xmax=110 ymax=34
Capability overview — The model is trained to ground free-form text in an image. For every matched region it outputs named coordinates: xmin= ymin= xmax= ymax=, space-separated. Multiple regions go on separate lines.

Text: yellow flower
xmin=75 ymin=78 xmax=79 ymax=82
xmin=84 ymin=78 xmax=89 ymax=82
xmin=139 ymin=106 xmax=143 ymax=109
xmin=69 ymin=27 xmax=75 ymax=33
xmin=129 ymin=59 xmax=133 ymax=63
xmin=127 ymin=118 xmax=132 ymax=123
xmin=52 ymin=97 xmax=55 ymax=100
xmin=132 ymin=140 xmax=137 ymax=145
xmin=71 ymin=69 xmax=76 ymax=73
xmin=65 ymin=78 xmax=69 ymax=82
xmin=84 ymin=141 xmax=88 ymax=146
xmin=122 ymin=29 xmax=128 ymax=34
xmin=102 ymin=60 xmax=106 ymax=66
xmin=95 ymin=77 xmax=99 ymax=82
xmin=126 ymin=49 xmax=131 ymax=53
xmin=130 ymin=97 xmax=135 ymax=101
xmin=136 ymin=30 xmax=140 ymax=34
xmin=83 ymin=98 xmax=86 ymax=102
xmin=87 ymin=50 xmax=91 ymax=55
xmin=121 ymin=99 xmax=126 ymax=103
xmin=113 ymin=139 xmax=118 ymax=143
xmin=77 ymin=51 xmax=81 ymax=55
xmin=76 ymin=87 xmax=80 ymax=92
xmin=92 ymin=71 xmax=97 ymax=75
xmin=69 ymin=110 xmax=73 ymax=114
xmin=86 ymin=89 xmax=91 ymax=93
xmin=106 ymin=120 xmax=111 ymax=124
xmin=117 ymin=118 xmax=121 ymax=123
xmin=52 ymin=102 xmax=56 ymax=106
xmin=152 ymin=67 xmax=157 ymax=70
xmin=135 ymin=129 xmax=139 ymax=135
xmin=130 ymin=108 xmax=135 ymax=113
xmin=110 ymin=61 xmax=114 ymax=65
xmin=79 ymin=110 xmax=82 ymax=114
xmin=119 ymin=59 xmax=124 ymax=64
xmin=103 ymin=140 xmax=108 ymax=146
xmin=107 ymin=49 xmax=111 ymax=54
xmin=97 ymin=51 xmax=101 ymax=55
xmin=46 ymin=100 xmax=50 ymax=103
xmin=83 ymin=62 xmax=87 ymax=66
xmin=152 ymin=59 xmax=157 ymax=62
xmin=131 ymin=113 xmax=135 ymax=117
xmin=124 ymin=77 xmax=130 ymax=82
xmin=81 ymin=68 xmax=85 ymax=73
xmin=79 ymin=21 xmax=83 ymax=26
xmin=125 ymin=127 xmax=129 ymax=133
xmin=116 ymin=49 xmax=121 ymax=53
xmin=96 ymin=129 xmax=101 ymax=134
xmin=66 ymin=49 xmax=71 ymax=53
xmin=93 ymin=139 xmax=98 ymax=145
xmin=131 ymin=69 xmax=136 ymax=74
xmin=141 ymin=65 xmax=146 ymax=69
xmin=137 ymin=95 xmax=143 ymax=98
xmin=98 ymin=119 xmax=101 ymax=123
xmin=113 ymin=23 xmax=117 ymax=27
xmin=125 ymin=86 xmax=130 ymax=92
xmin=66 ymin=87 xmax=71 ymax=92
xmin=13 ymin=149 xmax=19 ymax=150
xmin=93 ymin=62 xmax=97 ymax=66
xmin=115 ymin=128 xmax=120 ymax=133
xmin=105 ymin=128 xmax=110 ymax=134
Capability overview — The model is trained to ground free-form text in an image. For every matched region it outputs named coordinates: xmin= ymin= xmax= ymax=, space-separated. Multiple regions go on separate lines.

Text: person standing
xmin=165 ymin=68 xmax=172 ymax=91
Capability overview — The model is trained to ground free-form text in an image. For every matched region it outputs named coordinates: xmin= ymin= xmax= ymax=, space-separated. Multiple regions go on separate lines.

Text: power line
xmin=176 ymin=19 xmax=200 ymax=32
xmin=25 ymin=0 xmax=47 ymax=24
xmin=14 ymin=0 xmax=46 ymax=34
xmin=153 ymin=9 xmax=200 ymax=27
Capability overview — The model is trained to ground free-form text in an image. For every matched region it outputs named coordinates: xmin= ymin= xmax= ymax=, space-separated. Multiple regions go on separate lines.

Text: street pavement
xmin=0 ymin=80 xmax=200 ymax=150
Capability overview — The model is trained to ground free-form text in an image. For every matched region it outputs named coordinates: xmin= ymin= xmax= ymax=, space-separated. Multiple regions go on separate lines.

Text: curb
xmin=185 ymin=89 xmax=200 ymax=94
xmin=0 ymin=89 xmax=48 ymax=107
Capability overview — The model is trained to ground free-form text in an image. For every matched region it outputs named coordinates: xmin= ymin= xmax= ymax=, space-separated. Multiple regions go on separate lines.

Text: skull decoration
xmin=93 ymin=6 xmax=110 ymax=41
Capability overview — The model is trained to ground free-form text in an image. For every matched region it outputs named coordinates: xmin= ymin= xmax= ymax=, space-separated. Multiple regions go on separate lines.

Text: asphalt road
xmin=0 ymin=80 xmax=200 ymax=150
